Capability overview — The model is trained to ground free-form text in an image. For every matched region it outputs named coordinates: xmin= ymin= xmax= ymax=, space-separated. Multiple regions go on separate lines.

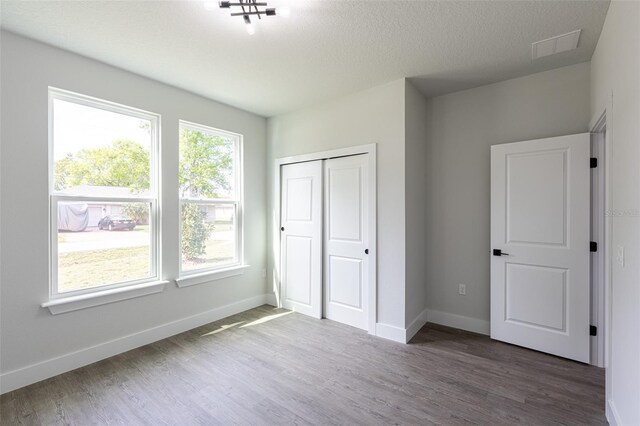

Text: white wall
xmin=267 ymin=79 xmax=407 ymax=331
xmin=590 ymin=2 xmax=640 ymax=424
xmin=404 ymin=80 xmax=429 ymax=329
xmin=0 ymin=32 xmax=268 ymax=391
xmin=422 ymin=62 xmax=591 ymax=331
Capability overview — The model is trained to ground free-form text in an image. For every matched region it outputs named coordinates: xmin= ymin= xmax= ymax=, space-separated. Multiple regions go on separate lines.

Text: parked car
xmin=98 ymin=215 xmax=136 ymax=231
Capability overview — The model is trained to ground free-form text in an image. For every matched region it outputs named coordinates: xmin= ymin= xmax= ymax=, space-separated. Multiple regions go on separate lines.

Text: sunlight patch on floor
xmin=200 ymin=321 xmax=245 ymax=337
xmin=240 ymin=311 xmax=293 ymax=328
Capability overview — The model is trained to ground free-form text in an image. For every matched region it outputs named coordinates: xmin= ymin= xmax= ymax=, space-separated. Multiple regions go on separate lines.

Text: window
xmin=49 ymin=88 xmax=160 ymax=297
xmin=179 ymin=121 xmax=242 ymax=275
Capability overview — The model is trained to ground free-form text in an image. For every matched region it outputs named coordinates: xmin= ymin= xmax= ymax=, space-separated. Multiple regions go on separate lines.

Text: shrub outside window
xmin=179 ymin=121 xmax=242 ymax=275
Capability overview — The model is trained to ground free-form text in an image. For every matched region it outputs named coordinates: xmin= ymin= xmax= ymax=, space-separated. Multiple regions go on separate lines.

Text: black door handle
xmin=493 ymin=249 xmax=510 ymax=256
xmin=281 ymin=227 xmax=285 ymax=231
xmin=365 ymin=249 xmax=369 ymax=254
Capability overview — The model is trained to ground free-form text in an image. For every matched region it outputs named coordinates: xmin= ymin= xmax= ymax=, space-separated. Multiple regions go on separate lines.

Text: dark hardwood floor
xmin=1 ymin=305 xmax=606 ymax=425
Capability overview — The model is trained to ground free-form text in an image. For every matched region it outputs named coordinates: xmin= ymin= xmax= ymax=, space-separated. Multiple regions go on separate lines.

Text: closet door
xmin=280 ymin=161 xmax=323 ymax=318
xmin=323 ymin=154 xmax=369 ymax=330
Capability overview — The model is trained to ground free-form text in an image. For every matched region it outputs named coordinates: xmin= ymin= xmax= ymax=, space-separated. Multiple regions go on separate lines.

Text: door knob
xmin=365 ymin=249 xmax=369 ymax=254
xmin=281 ymin=227 xmax=285 ymax=231
xmin=493 ymin=249 xmax=510 ymax=256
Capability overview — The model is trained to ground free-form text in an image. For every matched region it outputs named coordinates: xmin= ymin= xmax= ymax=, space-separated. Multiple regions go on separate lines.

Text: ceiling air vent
xmin=531 ymin=29 xmax=581 ymax=60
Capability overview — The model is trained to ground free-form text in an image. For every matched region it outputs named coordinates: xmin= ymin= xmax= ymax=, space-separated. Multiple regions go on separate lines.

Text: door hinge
xmin=590 ymin=157 xmax=598 ymax=168
xmin=590 ymin=241 xmax=598 ymax=252
xmin=590 ymin=325 xmax=597 ymax=336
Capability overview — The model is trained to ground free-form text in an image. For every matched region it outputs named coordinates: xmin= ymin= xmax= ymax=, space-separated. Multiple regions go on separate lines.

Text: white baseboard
xmin=0 ymin=294 xmax=271 ymax=395
xmin=375 ymin=310 xmax=428 ymax=344
xmin=426 ymin=309 xmax=490 ymax=335
xmin=405 ymin=309 xmax=428 ymax=343
xmin=606 ymin=398 xmax=622 ymax=426
xmin=265 ymin=292 xmax=277 ymax=307
xmin=375 ymin=322 xmax=406 ymax=343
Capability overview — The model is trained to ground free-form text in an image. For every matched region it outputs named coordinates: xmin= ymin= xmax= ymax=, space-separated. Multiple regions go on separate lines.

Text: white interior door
xmin=490 ymin=133 xmax=591 ymax=363
xmin=323 ymin=154 xmax=369 ymax=330
xmin=280 ymin=161 xmax=322 ymax=318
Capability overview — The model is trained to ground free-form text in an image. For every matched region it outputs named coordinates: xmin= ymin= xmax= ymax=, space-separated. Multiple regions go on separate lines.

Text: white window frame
xmin=178 ymin=120 xmax=243 ymax=279
xmin=48 ymin=88 xmax=161 ymax=300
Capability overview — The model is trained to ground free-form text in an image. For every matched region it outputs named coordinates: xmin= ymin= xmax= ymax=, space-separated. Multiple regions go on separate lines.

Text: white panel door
xmin=281 ymin=161 xmax=322 ymax=318
xmin=323 ymin=154 xmax=369 ymax=330
xmin=491 ymin=133 xmax=590 ymax=363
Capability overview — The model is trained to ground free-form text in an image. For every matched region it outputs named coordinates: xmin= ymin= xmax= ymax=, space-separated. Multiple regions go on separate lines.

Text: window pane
xmin=179 ymin=127 xmax=235 ymax=199
xmin=181 ymin=203 xmax=237 ymax=272
xmin=56 ymin=201 xmax=153 ymax=293
xmin=53 ymin=99 xmax=152 ymax=196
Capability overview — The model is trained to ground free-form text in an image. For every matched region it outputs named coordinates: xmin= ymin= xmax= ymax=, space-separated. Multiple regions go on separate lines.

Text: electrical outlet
xmin=261 ymin=268 xmax=267 ymax=278
xmin=616 ymin=246 xmax=625 ymax=267
xmin=458 ymin=284 xmax=466 ymax=295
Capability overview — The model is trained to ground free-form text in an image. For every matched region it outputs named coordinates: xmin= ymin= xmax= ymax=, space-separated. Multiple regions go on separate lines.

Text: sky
xmin=53 ymin=99 xmax=151 ymax=160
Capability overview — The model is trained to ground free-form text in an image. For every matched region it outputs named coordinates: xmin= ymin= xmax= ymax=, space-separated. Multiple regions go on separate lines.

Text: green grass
xmin=58 ymin=229 xmax=235 ymax=292
xmin=58 ymin=246 xmax=150 ymax=293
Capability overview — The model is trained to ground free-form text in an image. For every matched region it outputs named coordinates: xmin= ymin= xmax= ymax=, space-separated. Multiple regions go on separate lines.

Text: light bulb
xmin=246 ymin=23 xmax=256 ymax=35
xmin=278 ymin=6 xmax=291 ymax=18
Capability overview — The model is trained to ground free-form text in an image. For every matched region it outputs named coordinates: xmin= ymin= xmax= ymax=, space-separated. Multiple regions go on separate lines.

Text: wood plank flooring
xmin=1 ymin=305 xmax=606 ymax=425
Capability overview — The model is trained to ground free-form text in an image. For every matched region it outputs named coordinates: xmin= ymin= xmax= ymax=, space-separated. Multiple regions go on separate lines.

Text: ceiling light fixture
xmin=243 ymin=14 xmax=256 ymax=35
xmin=214 ymin=0 xmax=285 ymax=35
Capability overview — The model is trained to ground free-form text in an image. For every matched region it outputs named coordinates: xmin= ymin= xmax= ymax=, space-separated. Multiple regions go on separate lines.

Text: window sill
xmin=175 ymin=264 xmax=250 ymax=288
xmin=42 ymin=280 xmax=169 ymax=315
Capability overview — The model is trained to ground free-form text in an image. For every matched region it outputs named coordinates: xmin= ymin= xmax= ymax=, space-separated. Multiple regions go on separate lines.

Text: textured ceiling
xmin=0 ymin=0 xmax=609 ymax=117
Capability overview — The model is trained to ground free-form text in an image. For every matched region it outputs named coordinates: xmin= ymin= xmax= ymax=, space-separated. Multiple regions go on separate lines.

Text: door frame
xmin=273 ymin=143 xmax=377 ymax=334
xmin=589 ymin=94 xmax=612 ymax=371
xmin=590 ymin=114 xmax=608 ymax=368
